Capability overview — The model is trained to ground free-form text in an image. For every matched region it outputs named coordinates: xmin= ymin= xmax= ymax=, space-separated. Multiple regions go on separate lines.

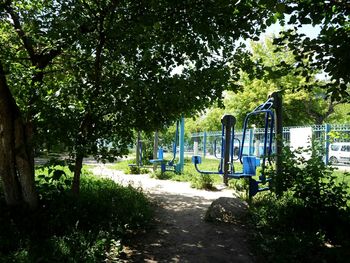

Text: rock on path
xmin=92 ymin=165 xmax=254 ymax=263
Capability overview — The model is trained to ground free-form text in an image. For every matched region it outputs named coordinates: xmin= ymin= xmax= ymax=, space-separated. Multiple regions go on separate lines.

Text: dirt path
xmin=92 ymin=166 xmax=254 ymax=263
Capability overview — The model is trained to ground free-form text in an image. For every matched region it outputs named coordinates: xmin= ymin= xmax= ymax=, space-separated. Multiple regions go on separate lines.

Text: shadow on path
xmin=122 ymin=192 xmax=253 ymax=263
xmin=92 ymin=166 xmax=253 ymax=263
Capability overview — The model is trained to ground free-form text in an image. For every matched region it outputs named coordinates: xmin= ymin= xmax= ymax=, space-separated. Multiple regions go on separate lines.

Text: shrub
xmin=228 ymin=178 xmax=249 ymax=192
xmin=190 ymin=174 xmax=215 ymax=190
xmin=0 ymin=168 xmax=152 ymax=262
xmin=269 ymin=143 xmax=350 ymax=212
xmin=248 ymin=143 xmax=350 ymax=262
xmin=128 ymin=165 xmax=140 ymax=174
xmin=128 ymin=165 xmax=150 ymax=174
xmin=151 ymin=170 xmax=174 ymax=180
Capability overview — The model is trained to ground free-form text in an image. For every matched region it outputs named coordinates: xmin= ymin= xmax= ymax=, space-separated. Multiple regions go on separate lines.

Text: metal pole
xmin=176 ymin=116 xmax=185 ymax=173
xmin=153 ymin=130 xmax=159 ymax=172
xmin=203 ymin=131 xmax=207 ymax=158
xmin=194 ymin=136 xmax=199 ymax=155
xmin=270 ymin=91 xmax=283 ymax=180
xmin=249 ymin=128 xmax=254 ymax=156
xmin=324 ymin=123 xmax=331 ymax=165
xmin=221 ymin=115 xmax=236 ymax=186
xmin=136 ymin=130 xmax=141 ymax=166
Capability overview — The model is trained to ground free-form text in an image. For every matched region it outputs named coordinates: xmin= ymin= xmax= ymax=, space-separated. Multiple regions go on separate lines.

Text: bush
xmin=0 ymin=168 xmax=152 ymax=262
xmin=269 ymin=143 xmax=349 ymax=212
xmin=249 ymin=192 xmax=350 ymax=262
xmin=248 ymin=144 xmax=350 ymax=262
xmin=151 ymin=170 xmax=174 ymax=180
xmin=128 ymin=165 xmax=150 ymax=174
xmin=228 ymin=178 xmax=249 ymax=192
xmin=190 ymin=173 xmax=215 ymax=190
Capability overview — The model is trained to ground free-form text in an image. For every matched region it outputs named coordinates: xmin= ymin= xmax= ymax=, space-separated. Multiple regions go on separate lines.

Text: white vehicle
xmin=329 ymin=142 xmax=350 ymax=164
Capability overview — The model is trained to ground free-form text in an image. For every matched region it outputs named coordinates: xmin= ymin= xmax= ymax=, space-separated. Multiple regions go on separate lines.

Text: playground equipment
xmin=150 ymin=117 xmax=185 ymax=173
xmin=192 ymin=91 xmax=283 ymax=197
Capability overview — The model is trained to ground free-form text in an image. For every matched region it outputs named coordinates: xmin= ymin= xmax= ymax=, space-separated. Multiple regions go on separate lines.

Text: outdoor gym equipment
xmin=192 ymin=91 xmax=283 ymax=197
xmin=150 ymin=117 xmax=185 ymax=173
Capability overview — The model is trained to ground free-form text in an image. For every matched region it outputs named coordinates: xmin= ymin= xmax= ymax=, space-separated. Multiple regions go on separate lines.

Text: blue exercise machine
xmin=192 ymin=92 xmax=282 ymax=198
xmin=150 ymin=117 xmax=185 ymax=174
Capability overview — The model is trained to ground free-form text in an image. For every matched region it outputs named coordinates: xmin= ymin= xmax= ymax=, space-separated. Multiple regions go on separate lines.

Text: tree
xmin=225 ymin=38 xmax=341 ymax=127
xmin=327 ymin=104 xmax=350 ymax=124
xmin=0 ymin=0 xmax=80 ymax=208
xmin=1 ymin=1 xmax=280 ymax=207
xmin=271 ymin=0 xmax=350 ymax=102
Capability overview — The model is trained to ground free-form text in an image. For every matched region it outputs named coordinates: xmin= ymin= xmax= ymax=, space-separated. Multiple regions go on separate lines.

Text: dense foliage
xmin=183 ymin=36 xmax=349 ymax=133
xmin=1 ymin=0 xmax=283 ymax=204
xmin=0 ymin=167 xmax=152 ymax=262
xmin=271 ymin=0 xmax=350 ymax=102
xmin=249 ymin=145 xmax=350 ymax=262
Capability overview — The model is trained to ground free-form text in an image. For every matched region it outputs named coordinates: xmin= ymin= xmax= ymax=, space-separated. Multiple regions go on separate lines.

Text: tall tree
xmin=225 ymin=38 xmax=340 ymax=127
xmin=271 ymin=0 xmax=350 ymax=102
xmin=1 ymin=1 xmax=281 ymax=206
xmin=0 ymin=0 xmax=80 ymax=208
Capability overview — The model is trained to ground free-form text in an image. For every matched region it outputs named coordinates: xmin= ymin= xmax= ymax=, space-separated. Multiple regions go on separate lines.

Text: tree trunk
xmin=14 ymin=118 xmax=38 ymax=208
xmin=153 ymin=130 xmax=159 ymax=172
xmin=0 ymin=94 xmax=21 ymax=206
xmin=135 ymin=131 xmax=141 ymax=166
xmin=0 ymin=63 xmax=38 ymax=209
xmin=72 ymin=153 xmax=84 ymax=196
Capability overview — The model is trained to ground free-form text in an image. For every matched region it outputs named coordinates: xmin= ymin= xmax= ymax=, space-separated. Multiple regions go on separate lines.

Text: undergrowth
xmin=248 ymin=144 xmax=350 ymax=263
xmin=0 ymin=166 xmax=152 ymax=262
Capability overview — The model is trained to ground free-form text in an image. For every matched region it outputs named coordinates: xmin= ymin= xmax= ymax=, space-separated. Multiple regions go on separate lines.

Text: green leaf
xmin=52 ymin=170 xmax=66 ymax=181
xmin=276 ymin=3 xmax=286 ymax=13
xmin=289 ymin=15 xmax=297 ymax=24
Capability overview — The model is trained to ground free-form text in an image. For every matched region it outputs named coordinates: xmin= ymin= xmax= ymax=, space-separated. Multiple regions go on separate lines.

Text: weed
xmin=190 ymin=173 xmax=215 ymax=190
xmin=248 ymin=144 xmax=350 ymax=262
xmin=128 ymin=165 xmax=150 ymax=174
xmin=0 ymin=167 xmax=152 ymax=262
xmin=151 ymin=170 xmax=174 ymax=180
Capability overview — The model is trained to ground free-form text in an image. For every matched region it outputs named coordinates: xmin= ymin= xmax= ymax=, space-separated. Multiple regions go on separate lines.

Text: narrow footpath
xmin=92 ymin=166 xmax=254 ymax=263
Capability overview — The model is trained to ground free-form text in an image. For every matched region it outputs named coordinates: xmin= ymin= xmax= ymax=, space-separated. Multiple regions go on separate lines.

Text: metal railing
xmin=190 ymin=123 xmax=350 ymax=164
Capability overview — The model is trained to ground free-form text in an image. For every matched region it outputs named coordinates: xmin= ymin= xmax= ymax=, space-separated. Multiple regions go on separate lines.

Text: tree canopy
xmin=1 ymin=0 xmax=279 ymax=206
xmin=1 ymin=0 xmax=349 ymax=208
xmin=184 ymin=36 xmax=348 ymax=133
xmin=271 ymin=0 xmax=350 ymax=102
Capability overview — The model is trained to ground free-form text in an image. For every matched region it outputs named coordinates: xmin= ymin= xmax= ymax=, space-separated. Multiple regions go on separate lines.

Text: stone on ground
xmin=205 ymin=197 xmax=248 ymax=224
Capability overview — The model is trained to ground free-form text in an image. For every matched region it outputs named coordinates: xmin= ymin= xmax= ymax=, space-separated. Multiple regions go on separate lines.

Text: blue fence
xmin=190 ymin=123 xmax=350 ymax=163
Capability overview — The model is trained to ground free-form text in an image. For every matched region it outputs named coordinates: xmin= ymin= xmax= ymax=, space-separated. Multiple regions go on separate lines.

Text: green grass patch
xmin=0 ymin=166 xmax=152 ymax=262
xmin=111 ymin=155 xmax=248 ymax=190
xmin=111 ymin=158 xmax=151 ymax=174
xmin=111 ymin=158 xmax=135 ymax=173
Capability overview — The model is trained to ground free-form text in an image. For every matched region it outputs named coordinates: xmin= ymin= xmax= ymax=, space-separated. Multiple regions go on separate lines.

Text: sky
xmin=171 ymin=20 xmax=322 ymax=76
xmin=260 ymin=22 xmax=321 ymax=40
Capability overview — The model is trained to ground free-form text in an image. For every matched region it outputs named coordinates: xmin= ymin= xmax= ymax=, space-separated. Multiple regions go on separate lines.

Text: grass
xmin=0 ymin=166 xmax=152 ymax=262
xmin=109 ymin=154 xmax=350 ymax=262
xmin=111 ymin=158 xmax=135 ymax=173
xmin=247 ymin=154 xmax=350 ymax=263
xmin=248 ymin=193 xmax=350 ymax=263
xmin=334 ymin=170 xmax=350 ymax=192
xmin=110 ymin=154 xmax=247 ymax=190
xmin=110 ymin=154 xmax=350 ymax=194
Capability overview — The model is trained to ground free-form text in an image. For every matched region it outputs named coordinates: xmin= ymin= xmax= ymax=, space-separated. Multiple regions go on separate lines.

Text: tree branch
xmin=5 ymin=1 xmax=36 ymax=62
